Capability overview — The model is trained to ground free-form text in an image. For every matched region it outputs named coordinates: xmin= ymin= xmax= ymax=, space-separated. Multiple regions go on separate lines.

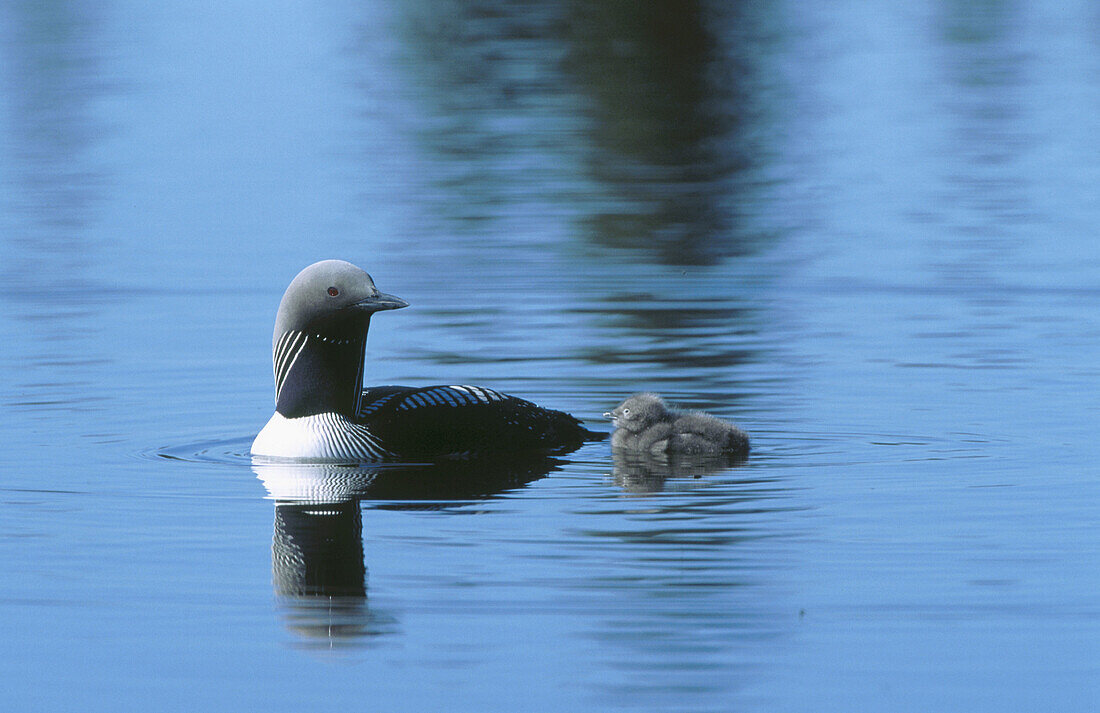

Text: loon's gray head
xmin=605 ymin=393 xmax=670 ymax=433
xmin=273 ymin=260 xmax=407 ymax=346
xmin=271 ymin=260 xmax=408 ymax=418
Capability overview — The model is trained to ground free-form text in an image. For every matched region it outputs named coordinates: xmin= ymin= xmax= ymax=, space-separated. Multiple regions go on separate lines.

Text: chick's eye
xmin=622 ymin=408 xmax=630 ymax=417
xmin=327 ymin=286 xmax=339 ymax=297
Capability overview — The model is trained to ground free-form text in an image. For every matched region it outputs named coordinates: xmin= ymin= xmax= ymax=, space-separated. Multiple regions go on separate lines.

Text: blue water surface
xmin=1 ymin=2 xmax=1098 ymax=711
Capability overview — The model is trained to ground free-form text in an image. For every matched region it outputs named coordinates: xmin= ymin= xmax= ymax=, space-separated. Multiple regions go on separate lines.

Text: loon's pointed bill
xmin=354 ymin=291 xmax=408 ymax=313
xmin=252 ymin=260 xmax=602 ymax=461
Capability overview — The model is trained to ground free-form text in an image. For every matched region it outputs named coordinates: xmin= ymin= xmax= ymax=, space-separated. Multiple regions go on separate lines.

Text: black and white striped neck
xmin=273 ymin=326 xmax=367 ymax=419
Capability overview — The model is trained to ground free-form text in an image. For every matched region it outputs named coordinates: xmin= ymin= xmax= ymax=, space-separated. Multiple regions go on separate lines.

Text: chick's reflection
xmin=612 ymin=449 xmax=748 ymax=494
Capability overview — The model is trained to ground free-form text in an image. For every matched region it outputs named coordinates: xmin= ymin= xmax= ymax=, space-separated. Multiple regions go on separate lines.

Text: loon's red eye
xmin=327 ymin=286 xmax=339 ymax=297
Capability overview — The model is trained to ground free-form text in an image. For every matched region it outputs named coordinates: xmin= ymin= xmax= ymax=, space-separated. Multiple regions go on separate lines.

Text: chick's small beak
xmin=355 ymin=291 xmax=409 ymax=313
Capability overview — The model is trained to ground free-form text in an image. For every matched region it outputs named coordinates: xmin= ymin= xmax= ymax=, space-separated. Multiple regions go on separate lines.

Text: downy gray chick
xmin=605 ymin=393 xmax=749 ymax=457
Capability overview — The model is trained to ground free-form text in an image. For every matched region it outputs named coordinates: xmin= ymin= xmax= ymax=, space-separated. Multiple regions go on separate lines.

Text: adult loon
xmin=605 ymin=393 xmax=750 ymax=457
xmin=252 ymin=260 xmax=598 ymax=461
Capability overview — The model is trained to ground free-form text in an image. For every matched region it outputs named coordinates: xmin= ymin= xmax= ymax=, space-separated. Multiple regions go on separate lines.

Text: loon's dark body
xmin=357 ymin=384 xmax=593 ymax=458
xmin=251 ymin=260 xmax=600 ymax=461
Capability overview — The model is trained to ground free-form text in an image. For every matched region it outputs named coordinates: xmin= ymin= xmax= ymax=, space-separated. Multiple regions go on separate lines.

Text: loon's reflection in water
xmin=271 ymin=500 xmax=381 ymax=645
xmin=610 ymin=449 xmax=749 ymax=494
xmin=253 ymin=457 xmax=563 ymax=647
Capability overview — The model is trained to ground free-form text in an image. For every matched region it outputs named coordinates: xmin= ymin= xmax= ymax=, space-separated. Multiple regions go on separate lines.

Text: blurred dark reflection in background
xmin=563 ymin=1 xmax=780 ymax=265
xmin=0 ymin=0 xmax=109 ymax=290
xmin=346 ymin=0 xmax=788 ymax=267
xmin=932 ymin=2 xmax=1030 ymax=288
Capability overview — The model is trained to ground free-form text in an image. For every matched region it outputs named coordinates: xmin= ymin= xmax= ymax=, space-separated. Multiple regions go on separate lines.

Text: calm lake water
xmin=2 ymin=1 xmax=1098 ymax=710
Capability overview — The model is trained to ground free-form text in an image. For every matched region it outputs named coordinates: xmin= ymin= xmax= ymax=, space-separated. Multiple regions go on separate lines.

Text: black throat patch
xmin=274 ymin=326 xmax=367 ymax=418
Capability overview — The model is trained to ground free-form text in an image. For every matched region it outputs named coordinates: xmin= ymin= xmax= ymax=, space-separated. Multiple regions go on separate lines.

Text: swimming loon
xmin=605 ymin=393 xmax=750 ymax=457
xmin=251 ymin=260 xmax=598 ymax=461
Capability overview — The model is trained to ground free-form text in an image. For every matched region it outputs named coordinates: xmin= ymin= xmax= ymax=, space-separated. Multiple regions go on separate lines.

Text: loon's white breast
xmin=252 ymin=412 xmax=392 ymax=461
